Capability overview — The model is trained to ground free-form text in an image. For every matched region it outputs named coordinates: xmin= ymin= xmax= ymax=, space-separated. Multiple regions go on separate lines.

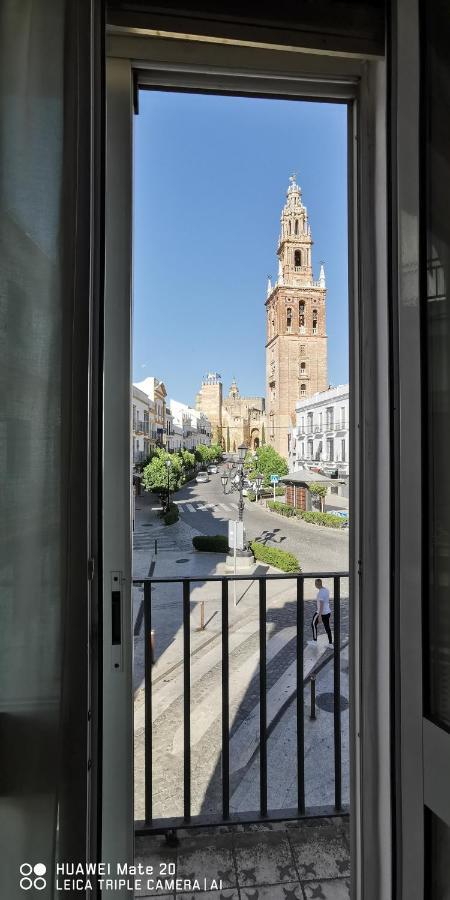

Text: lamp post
xmin=221 ymin=443 xmax=248 ymax=522
xmin=164 ymin=457 xmax=172 ymax=512
xmin=221 ymin=443 xmax=249 ymax=605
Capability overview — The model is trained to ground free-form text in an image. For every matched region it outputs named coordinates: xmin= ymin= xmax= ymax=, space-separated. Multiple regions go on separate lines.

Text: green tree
xmin=307 ymin=482 xmax=328 ymax=512
xmin=178 ymin=448 xmax=195 ymax=473
xmin=245 ymin=445 xmax=288 ymax=488
xmin=141 ymin=449 xmax=183 ymax=494
xmin=209 ymin=442 xmax=223 ymax=461
xmin=194 ymin=444 xmax=212 ymax=464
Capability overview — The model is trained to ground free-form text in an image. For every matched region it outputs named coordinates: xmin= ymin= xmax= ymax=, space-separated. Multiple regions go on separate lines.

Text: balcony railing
xmin=133 ymin=571 xmax=348 ymax=836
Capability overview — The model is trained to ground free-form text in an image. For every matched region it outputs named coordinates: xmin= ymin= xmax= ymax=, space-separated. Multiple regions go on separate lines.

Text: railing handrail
xmin=136 ymin=571 xmax=348 ymax=835
xmin=133 ymin=571 xmax=348 ymax=585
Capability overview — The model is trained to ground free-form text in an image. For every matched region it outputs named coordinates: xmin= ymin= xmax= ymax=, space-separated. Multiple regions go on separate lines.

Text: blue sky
xmin=133 ymin=91 xmax=348 ymax=406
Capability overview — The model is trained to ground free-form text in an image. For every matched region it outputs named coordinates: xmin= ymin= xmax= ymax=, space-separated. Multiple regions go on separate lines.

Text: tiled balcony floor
xmin=135 ymin=816 xmax=350 ymax=899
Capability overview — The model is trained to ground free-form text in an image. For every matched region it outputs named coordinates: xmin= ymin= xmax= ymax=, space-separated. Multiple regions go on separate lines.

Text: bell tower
xmin=265 ymin=175 xmax=328 ymax=459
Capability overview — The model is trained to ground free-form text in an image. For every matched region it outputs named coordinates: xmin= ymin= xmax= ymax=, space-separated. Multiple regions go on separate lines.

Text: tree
xmin=209 ymin=442 xmax=223 ymax=461
xmin=245 ymin=444 xmax=288 ymax=488
xmin=308 ymin=482 xmax=328 ymax=512
xmin=141 ymin=449 xmax=183 ymax=494
xmin=194 ymin=444 xmax=212 ymax=465
xmin=178 ymin=448 xmax=195 ymax=472
xmin=261 ymin=422 xmax=266 ymax=446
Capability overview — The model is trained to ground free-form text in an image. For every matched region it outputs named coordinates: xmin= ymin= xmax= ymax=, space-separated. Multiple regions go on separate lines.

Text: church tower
xmin=265 ymin=175 xmax=328 ymax=459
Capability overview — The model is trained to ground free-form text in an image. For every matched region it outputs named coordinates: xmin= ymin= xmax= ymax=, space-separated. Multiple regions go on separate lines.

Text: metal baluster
xmin=144 ymin=580 xmax=152 ymax=823
xmin=259 ymin=579 xmax=267 ymax=817
xmin=221 ymin=579 xmax=230 ymax=819
xmin=183 ymin=580 xmax=191 ymax=822
xmin=296 ymin=577 xmax=305 ymax=813
xmin=333 ymin=576 xmax=342 ymax=810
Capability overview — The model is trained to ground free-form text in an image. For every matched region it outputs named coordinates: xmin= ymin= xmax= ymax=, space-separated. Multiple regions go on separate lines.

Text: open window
xmin=103 ymin=19 xmax=393 ymax=900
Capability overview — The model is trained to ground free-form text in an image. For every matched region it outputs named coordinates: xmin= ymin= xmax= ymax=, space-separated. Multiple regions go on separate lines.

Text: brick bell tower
xmin=265 ymin=174 xmax=328 ymax=459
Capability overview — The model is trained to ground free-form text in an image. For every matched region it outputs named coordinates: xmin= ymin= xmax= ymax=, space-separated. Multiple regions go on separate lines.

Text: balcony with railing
xmin=133 ymin=570 xmax=350 ymax=899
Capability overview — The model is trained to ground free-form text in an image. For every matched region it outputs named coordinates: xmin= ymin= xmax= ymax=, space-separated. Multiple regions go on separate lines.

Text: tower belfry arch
xmin=265 ymin=175 xmax=328 ymax=458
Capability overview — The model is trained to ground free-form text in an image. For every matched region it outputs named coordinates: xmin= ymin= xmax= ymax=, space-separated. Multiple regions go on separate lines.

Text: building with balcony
xmin=134 ymin=376 xmax=168 ymax=448
xmin=131 ymin=384 xmax=151 ymax=463
xmin=289 ymin=384 xmax=350 ymax=478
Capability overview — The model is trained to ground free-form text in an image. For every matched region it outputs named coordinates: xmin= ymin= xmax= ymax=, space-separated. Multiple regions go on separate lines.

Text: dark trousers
xmin=311 ymin=611 xmax=332 ymax=644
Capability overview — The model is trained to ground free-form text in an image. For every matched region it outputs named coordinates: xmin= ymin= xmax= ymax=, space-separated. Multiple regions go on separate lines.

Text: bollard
xmin=155 ymin=538 xmax=158 ymax=555
xmin=310 ymin=675 xmax=316 ymax=720
xmin=196 ymin=601 xmax=205 ymax=632
xmin=150 ymin=628 xmax=155 ymax=665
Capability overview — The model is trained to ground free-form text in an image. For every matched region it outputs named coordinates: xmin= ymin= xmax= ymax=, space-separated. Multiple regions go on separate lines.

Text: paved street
xmin=133 ymin=480 xmax=349 ymax=823
xmin=170 ymin=471 xmax=349 ymax=573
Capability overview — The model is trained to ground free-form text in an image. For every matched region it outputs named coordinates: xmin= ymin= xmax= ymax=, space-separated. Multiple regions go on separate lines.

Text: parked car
xmin=207 ymin=465 xmax=218 ymax=474
xmin=196 ymin=471 xmax=209 ymax=483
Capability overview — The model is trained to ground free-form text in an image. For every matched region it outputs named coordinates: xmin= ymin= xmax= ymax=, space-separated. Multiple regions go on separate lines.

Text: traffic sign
xmin=228 ymin=520 xmax=244 ymax=551
xmin=270 ymin=474 xmax=280 ymax=484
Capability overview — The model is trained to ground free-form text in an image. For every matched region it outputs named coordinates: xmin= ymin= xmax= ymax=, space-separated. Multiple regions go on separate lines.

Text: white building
xmin=289 ymin=384 xmax=349 ymax=477
xmin=165 ymin=406 xmax=183 ymax=452
xmin=170 ymin=399 xmax=212 ymax=451
xmin=132 ymin=385 xmax=152 ymax=464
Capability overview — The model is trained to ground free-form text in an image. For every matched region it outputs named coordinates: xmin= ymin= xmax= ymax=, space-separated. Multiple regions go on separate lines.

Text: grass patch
xmin=192 ymin=534 xmax=229 ymax=552
xmin=250 ymin=541 xmax=301 ymax=572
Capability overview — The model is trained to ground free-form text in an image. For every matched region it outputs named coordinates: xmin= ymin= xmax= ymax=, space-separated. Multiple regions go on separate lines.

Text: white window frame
xmin=104 ymin=29 xmax=393 ymax=900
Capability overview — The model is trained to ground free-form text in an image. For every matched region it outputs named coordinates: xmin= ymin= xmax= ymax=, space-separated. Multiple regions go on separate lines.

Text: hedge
xmin=192 ymin=534 xmax=229 ymax=552
xmin=267 ymin=500 xmax=344 ymax=529
xmin=251 ymin=541 xmax=301 ymax=572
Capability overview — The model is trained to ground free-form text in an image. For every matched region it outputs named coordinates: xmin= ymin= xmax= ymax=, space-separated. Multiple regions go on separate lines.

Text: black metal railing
xmin=134 ymin=571 xmax=348 ymax=835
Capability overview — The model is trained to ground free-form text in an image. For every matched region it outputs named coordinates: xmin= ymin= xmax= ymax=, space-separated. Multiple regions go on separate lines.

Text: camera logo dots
xmin=19 ymin=863 xmax=47 ymax=891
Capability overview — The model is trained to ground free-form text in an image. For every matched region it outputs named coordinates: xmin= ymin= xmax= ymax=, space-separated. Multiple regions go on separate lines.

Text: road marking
xmin=218 ymin=503 xmax=231 ymax=512
xmin=171 ymin=626 xmax=297 ymax=755
xmin=186 ymin=503 xmax=196 ymax=512
xmin=229 ymin=634 xmax=331 ymax=774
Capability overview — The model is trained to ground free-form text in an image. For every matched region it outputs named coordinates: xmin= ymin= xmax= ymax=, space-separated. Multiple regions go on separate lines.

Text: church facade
xmin=196 ymin=373 xmax=265 ymax=452
xmin=265 ymin=175 xmax=328 ymax=458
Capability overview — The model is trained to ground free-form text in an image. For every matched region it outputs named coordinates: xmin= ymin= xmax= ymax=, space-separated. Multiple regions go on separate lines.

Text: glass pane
xmin=428 ymin=812 xmax=450 ymax=900
xmin=424 ymin=0 xmax=450 ymax=729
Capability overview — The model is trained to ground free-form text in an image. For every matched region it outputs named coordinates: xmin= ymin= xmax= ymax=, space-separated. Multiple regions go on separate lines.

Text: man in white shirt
xmin=311 ymin=578 xmax=333 ymax=647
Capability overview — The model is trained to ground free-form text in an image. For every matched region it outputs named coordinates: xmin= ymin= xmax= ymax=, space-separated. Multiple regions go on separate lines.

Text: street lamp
xmin=238 ymin=442 xmax=247 ymax=463
xmin=221 ymin=443 xmax=248 ymax=523
xmin=164 ymin=457 xmax=172 ymax=511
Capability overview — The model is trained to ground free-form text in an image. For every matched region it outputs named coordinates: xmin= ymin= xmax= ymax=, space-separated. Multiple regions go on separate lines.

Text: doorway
xmin=103 ymin=33 xmax=386 ymax=900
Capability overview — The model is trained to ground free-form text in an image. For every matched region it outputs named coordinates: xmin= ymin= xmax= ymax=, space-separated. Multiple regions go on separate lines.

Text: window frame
xmin=104 ymin=29 xmax=393 ymax=899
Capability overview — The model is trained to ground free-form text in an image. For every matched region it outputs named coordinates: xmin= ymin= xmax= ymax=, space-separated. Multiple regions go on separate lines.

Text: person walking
xmin=311 ymin=578 xmax=333 ymax=647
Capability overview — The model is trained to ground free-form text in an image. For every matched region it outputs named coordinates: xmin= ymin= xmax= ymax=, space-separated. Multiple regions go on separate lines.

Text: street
xmin=170 ymin=469 xmax=349 ymax=573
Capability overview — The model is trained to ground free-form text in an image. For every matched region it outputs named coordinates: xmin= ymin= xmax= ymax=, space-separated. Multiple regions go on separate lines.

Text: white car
xmin=196 ymin=471 xmax=209 ymax=483
xmin=207 ymin=465 xmax=218 ymax=474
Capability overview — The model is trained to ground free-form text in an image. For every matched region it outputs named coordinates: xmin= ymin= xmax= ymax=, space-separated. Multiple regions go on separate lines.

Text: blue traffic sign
xmin=270 ymin=474 xmax=280 ymax=484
